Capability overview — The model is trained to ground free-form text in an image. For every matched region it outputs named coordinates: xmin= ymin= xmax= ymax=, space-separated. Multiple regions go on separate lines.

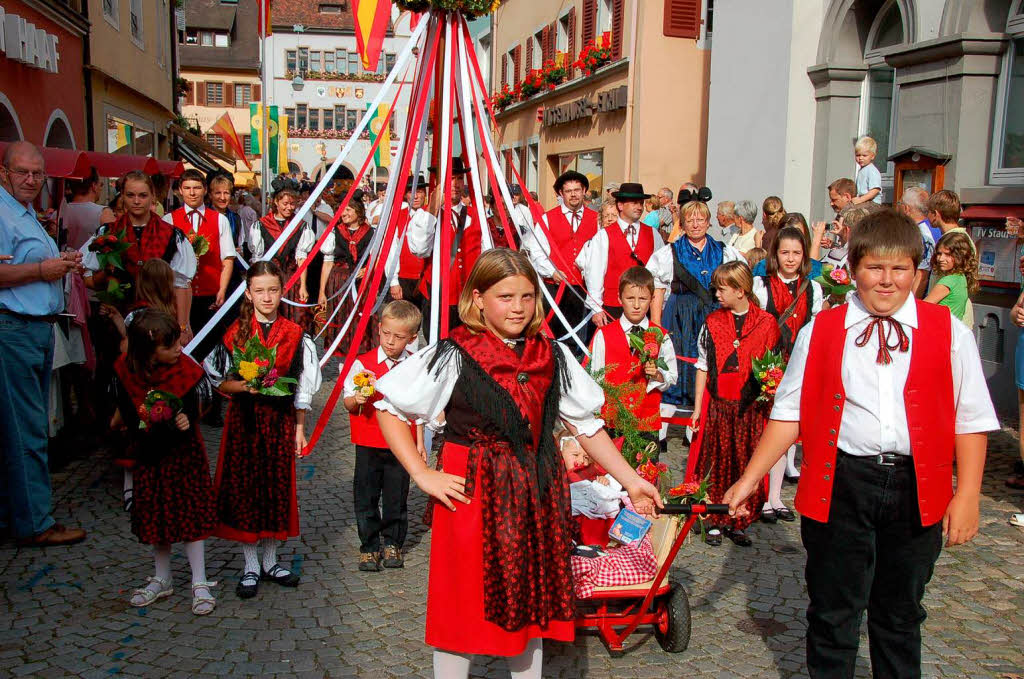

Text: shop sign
xmin=0 ymin=8 xmax=61 ymax=74
xmin=543 ymin=85 xmax=627 ymax=127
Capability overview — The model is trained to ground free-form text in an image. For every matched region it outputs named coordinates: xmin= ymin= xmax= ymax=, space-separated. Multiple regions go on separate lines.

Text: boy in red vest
xmin=386 ymin=177 xmax=432 ymax=332
xmin=587 ymin=266 xmax=677 ymax=459
xmin=342 ymin=300 xmax=425 ymax=572
xmin=577 ymin=183 xmax=664 ymax=329
xmin=723 ymin=210 xmax=998 ymax=678
xmin=165 ymin=169 xmax=236 ymax=360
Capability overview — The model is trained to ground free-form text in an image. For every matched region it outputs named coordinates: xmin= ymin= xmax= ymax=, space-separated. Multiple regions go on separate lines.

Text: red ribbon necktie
xmin=854 ymin=315 xmax=910 ymax=365
xmin=188 ymin=210 xmax=200 ymax=230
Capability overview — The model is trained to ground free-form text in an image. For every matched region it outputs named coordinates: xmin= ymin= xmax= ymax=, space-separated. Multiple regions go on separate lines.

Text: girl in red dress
xmin=205 ymin=261 xmax=322 ymax=600
xmin=374 ymin=248 xmax=662 ymax=678
xmin=111 ymin=309 xmax=217 ymax=615
xmin=317 ymin=199 xmax=377 ymax=355
xmin=688 ymin=261 xmax=781 ymax=547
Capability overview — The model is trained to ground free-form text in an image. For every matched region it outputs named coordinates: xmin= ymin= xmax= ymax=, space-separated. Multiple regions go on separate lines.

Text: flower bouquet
xmin=88 ymin=229 xmax=132 ymax=270
xmin=232 ymin=336 xmax=298 ymax=397
xmin=637 ymin=458 xmax=671 ymax=497
xmin=352 ymin=371 xmax=377 ymax=398
xmin=395 ymin=0 xmax=503 ymax=18
xmin=95 ymin=278 xmax=132 ymax=306
xmin=665 ymin=475 xmax=710 ymax=507
xmin=541 ymin=60 xmax=567 ymax=88
xmin=627 ymin=327 xmax=669 ymax=373
xmin=751 ymin=349 xmax=786 ymax=403
xmin=814 ymin=263 xmax=855 ymax=305
xmin=186 ymin=231 xmax=210 ymax=257
xmin=137 ymin=389 xmax=183 ymax=432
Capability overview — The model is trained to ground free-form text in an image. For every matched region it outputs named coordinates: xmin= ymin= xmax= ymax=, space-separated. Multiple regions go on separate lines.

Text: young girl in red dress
xmin=111 ymin=309 xmax=217 ymax=615
xmin=374 ymin=248 xmax=662 ymax=678
xmin=205 ymin=260 xmax=322 ymax=600
xmin=688 ymin=261 xmax=780 ymax=547
xmin=317 ymin=199 xmax=377 ymax=355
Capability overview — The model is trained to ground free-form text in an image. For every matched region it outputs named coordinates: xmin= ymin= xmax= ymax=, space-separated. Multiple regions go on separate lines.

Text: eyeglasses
xmin=4 ymin=168 xmax=45 ymax=181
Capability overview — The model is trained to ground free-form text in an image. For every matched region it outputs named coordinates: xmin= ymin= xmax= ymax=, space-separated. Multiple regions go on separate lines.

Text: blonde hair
xmin=458 ymin=248 xmax=545 ymax=337
xmin=933 ymin=231 xmax=979 ymax=295
xmin=711 ymin=261 xmax=759 ymax=307
xmin=855 ymin=136 xmax=877 ymax=155
xmin=669 ymin=200 xmax=712 ymax=242
xmin=380 ymin=299 xmax=422 ymax=332
xmin=744 ymin=247 xmax=767 ymax=269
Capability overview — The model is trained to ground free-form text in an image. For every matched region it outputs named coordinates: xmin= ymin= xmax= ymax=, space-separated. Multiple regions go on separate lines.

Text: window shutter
xmin=582 ymin=0 xmax=596 ymax=46
xmin=196 ymin=81 xmax=206 ymax=106
xmin=612 ymin=0 xmax=625 ymax=58
xmin=253 ymin=83 xmax=261 ymax=101
xmin=501 ymin=53 xmax=508 ymax=88
xmin=663 ymin=0 xmax=702 ymax=39
xmin=541 ymin=25 xmax=550 ymax=64
xmin=186 ymin=81 xmax=195 ymax=106
xmin=224 ymin=82 xmax=234 ymax=107
xmin=568 ymin=7 xmax=577 ymax=76
xmin=513 ymin=45 xmax=521 ymax=85
xmin=526 ymin=36 xmax=533 ymax=73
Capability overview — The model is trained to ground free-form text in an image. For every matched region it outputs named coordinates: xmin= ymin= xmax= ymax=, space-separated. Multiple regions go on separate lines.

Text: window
xmin=129 ymin=0 xmax=143 ymax=45
xmin=311 ymin=51 xmax=322 ymax=72
xmin=323 ymin=108 xmax=334 ymax=130
xmin=214 ymin=33 xmax=229 ymax=47
xmin=557 ymin=149 xmax=604 ymax=193
xmin=308 ymin=109 xmax=320 ymax=132
xmin=156 ymin=0 xmax=168 ymax=68
xmin=206 ymin=82 xmax=223 ymax=105
xmin=185 ymin=30 xmax=198 ymax=44
xmin=532 ymin=31 xmax=543 ymax=69
xmin=335 ymin=105 xmax=346 ymax=128
xmin=296 ymin=104 xmax=307 ymax=129
xmin=284 ymin=108 xmax=296 ymax=126
xmin=337 ymin=49 xmax=348 ymax=74
xmin=346 ymin=109 xmax=359 ymax=131
xmin=526 ymin=142 xmax=539 ymax=192
xmin=205 ymin=133 xmax=225 ymax=151
xmin=234 ymin=84 xmax=252 ymax=106
xmin=863 ymin=66 xmax=894 ymax=168
xmin=859 ymin=0 xmax=904 ymax=180
xmin=325 ymin=51 xmax=336 ymax=73
xmin=557 ymin=14 xmax=570 ymax=53
xmin=348 ymin=52 xmax=360 ymax=75
xmin=200 ymin=31 xmax=214 ymax=46
xmin=385 ymin=53 xmax=396 ymax=74
xmin=286 ymin=50 xmax=297 ymax=73
xmin=103 ymin=0 xmax=119 ymax=29
xmin=991 ymin=7 xmax=1024 ymax=182
xmin=505 ymin=49 xmax=516 ymax=85
xmin=299 ymin=47 xmax=309 ymax=73
xmin=597 ymin=0 xmax=613 ymax=36
xmin=320 ymin=3 xmax=344 ymax=12
xmin=243 ymin=134 xmax=252 ymax=156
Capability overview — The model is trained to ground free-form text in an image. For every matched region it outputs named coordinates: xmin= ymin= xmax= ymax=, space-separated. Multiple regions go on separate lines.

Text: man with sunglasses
xmin=0 ymin=141 xmax=86 ymax=547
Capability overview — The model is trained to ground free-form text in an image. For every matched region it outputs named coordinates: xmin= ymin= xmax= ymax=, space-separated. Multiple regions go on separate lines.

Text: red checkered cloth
xmin=571 ymin=534 xmax=657 ymax=599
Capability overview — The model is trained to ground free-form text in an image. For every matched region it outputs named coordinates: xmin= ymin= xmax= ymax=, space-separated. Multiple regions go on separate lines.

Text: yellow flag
xmin=277 ymin=114 xmax=289 ymax=174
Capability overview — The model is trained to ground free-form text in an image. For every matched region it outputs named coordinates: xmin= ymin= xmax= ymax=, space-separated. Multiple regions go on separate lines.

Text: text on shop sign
xmin=543 ymin=86 xmax=628 ymax=127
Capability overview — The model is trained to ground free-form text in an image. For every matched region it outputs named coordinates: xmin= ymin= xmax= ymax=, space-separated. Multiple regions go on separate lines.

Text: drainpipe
xmin=82 ymin=0 xmax=95 ymax=151
xmin=622 ymin=0 xmax=640 ymax=181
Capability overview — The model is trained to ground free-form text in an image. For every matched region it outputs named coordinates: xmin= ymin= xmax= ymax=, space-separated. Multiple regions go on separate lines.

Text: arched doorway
xmin=44 ymin=117 xmax=74 ymax=150
xmin=0 ymin=99 xmax=23 ymax=142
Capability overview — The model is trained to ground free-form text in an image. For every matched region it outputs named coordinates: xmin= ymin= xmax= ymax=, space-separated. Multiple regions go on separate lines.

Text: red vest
xmin=172 ymin=206 xmax=222 ymax=297
xmin=794 ymin=301 xmax=955 ymax=526
xmin=396 ymin=211 xmax=426 ymax=281
xmin=593 ymin=321 xmax=665 ymax=432
xmin=349 ymin=349 xmax=417 ymax=448
xmin=543 ymin=206 xmax=599 ymax=286
xmin=603 ymin=223 xmax=655 ymax=306
xmin=420 ymin=209 xmax=482 ymax=306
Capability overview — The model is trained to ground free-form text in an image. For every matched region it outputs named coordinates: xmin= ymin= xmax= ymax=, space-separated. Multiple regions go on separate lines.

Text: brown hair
xmin=848 ymin=208 xmax=923 ymax=271
xmin=380 ymin=299 xmax=422 ymax=331
xmin=272 ymin=187 xmax=300 ymax=212
xmin=342 ymin=199 xmax=367 ymax=225
xmin=927 ymin=189 xmax=961 ymax=224
xmin=618 ymin=265 xmax=655 ymax=296
xmin=838 ymin=203 xmax=880 ymax=234
xmin=760 ymin=196 xmax=786 ymax=252
xmin=125 ymin=309 xmax=180 ymax=381
xmin=829 ymin=178 xmax=856 ymax=198
xmin=135 ymin=259 xmax=176 ymax=316
xmin=744 ymin=247 xmax=767 ymax=269
xmin=236 ymin=260 xmax=286 ymax=347
xmin=121 ymin=170 xmax=155 ymax=194
xmin=179 ymin=168 xmax=206 ymax=187
xmin=458 ymin=248 xmax=544 ymax=337
xmin=68 ymin=169 xmax=100 ymax=197
xmin=766 ymin=226 xmax=812 ymax=278
xmin=933 ymin=231 xmax=979 ymax=295
xmin=711 ymin=260 xmax=759 ymax=308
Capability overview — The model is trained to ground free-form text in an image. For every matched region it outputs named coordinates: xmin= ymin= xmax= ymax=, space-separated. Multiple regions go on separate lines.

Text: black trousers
xmin=800 ymin=452 xmax=943 ymax=679
xmin=544 ymin=281 xmax=591 ymax=349
xmin=353 ymin=445 xmax=411 ymax=553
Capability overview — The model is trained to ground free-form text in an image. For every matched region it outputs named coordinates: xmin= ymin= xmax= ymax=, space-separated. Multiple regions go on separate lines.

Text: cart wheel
xmin=655 ymin=582 xmax=691 ymax=653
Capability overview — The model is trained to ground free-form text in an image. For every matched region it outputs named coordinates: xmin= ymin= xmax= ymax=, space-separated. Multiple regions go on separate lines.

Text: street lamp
xmin=291 ymin=75 xmax=305 ymax=92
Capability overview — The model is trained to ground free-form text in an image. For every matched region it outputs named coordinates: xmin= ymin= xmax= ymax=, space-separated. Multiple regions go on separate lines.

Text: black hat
xmin=427 ymin=157 xmax=468 ymax=176
xmin=509 ymin=184 xmax=523 ymax=196
xmin=404 ymin=175 xmax=427 ymax=193
xmin=678 ymin=186 xmax=713 ymax=205
xmin=611 ymin=182 xmax=652 ymax=200
xmin=553 ymin=170 xmax=589 ymax=193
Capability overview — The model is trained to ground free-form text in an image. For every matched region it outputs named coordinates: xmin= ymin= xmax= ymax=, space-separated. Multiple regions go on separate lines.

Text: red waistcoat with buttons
xmin=794 ymin=301 xmax=955 ymax=526
xmin=349 ymin=349 xmax=417 ymax=448
xmin=544 ymin=206 xmax=599 ymax=287
xmin=602 ymin=224 xmax=655 ymax=306
xmin=592 ymin=321 xmax=665 ymax=432
xmin=396 ymin=211 xmax=426 ymax=281
xmin=419 ymin=208 xmax=481 ymax=306
xmin=171 ymin=206 xmax=222 ymax=297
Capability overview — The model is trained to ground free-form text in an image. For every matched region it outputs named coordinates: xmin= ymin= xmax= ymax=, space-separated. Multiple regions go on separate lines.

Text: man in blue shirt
xmin=0 ymin=141 xmax=86 ymax=547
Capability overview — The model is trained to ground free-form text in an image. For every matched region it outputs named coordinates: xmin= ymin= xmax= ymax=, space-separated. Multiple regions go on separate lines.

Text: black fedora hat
xmin=427 ymin=157 xmax=468 ymax=176
xmin=678 ymin=186 xmax=713 ymax=205
xmin=553 ymin=170 xmax=590 ymax=193
xmin=404 ymin=175 xmax=427 ymax=193
xmin=611 ymin=182 xmax=651 ymax=200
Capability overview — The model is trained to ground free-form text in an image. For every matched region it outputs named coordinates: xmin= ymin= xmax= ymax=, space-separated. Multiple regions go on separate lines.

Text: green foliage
xmin=586 ymin=363 xmax=658 ymax=469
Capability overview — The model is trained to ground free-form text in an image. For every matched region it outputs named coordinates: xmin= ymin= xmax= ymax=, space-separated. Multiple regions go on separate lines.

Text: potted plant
xmin=574 ymin=40 xmax=612 ymax=77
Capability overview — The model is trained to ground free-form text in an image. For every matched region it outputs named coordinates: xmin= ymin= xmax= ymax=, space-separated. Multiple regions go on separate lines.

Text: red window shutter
xmin=224 ymin=82 xmax=235 ymax=107
xmin=501 ymin=53 xmax=508 ymax=88
xmin=186 ymin=81 xmax=195 ymax=106
xmin=196 ymin=81 xmax=206 ymax=106
xmin=612 ymin=0 xmax=625 ymax=58
xmin=582 ymin=0 xmax=597 ymax=46
xmin=568 ymin=7 xmax=578 ymax=72
xmin=253 ymin=83 xmax=261 ymax=101
xmin=541 ymin=25 xmax=550 ymax=64
xmin=513 ymin=45 xmax=522 ymax=85
xmin=526 ymin=37 xmax=533 ymax=73
xmin=664 ymin=0 xmax=702 ymax=39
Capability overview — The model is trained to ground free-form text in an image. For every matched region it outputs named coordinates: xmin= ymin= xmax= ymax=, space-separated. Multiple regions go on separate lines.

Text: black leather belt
xmin=0 ymin=309 xmax=60 ymax=323
xmin=839 ymin=450 xmax=912 ymax=466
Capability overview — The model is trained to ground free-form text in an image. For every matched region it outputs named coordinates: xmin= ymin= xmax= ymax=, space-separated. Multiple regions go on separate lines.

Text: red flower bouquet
xmin=490 ymin=83 xmax=516 ymax=111
xmin=186 ymin=230 xmax=210 ymax=257
xmin=751 ymin=349 xmax=786 ymax=403
xmin=666 ymin=474 xmax=710 ymax=506
xmin=520 ymin=68 xmax=545 ymax=98
xmin=233 ymin=336 xmax=298 ymax=397
xmin=88 ymin=229 xmax=132 ymax=270
xmin=137 ymin=389 xmax=183 ymax=431
xmin=627 ymin=327 xmax=669 ymax=373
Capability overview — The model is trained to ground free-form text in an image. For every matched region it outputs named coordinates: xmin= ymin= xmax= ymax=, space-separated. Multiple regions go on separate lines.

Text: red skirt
xmin=321 ymin=262 xmax=376 ymax=357
xmin=131 ymin=430 xmax=217 ymax=545
xmin=213 ymin=396 xmax=299 ymax=543
xmin=426 ymin=442 xmax=575 ymax=656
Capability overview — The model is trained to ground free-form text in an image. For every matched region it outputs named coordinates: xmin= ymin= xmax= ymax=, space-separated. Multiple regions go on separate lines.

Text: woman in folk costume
xmin=688 ymin=261 xmax=780 ymax=547
xmin=248 ymin=187 xmax=317 ymax=334
xmin=752 ymin=226 xmax=825 ymax=522
xmin=648 ymin=200 xmax=744 ymax=409
xmin=111 ymin=309 xmax=217 ymax=615
xmin=374 ymin=249 xmax=661 ymax=678
xmin=204 ymin=261 xmax=322 ymax=600
xmin=317 ymin=199 xmax=377 ymax=356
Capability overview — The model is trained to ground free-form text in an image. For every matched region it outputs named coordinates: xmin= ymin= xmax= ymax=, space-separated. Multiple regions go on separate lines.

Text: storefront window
xmin=864 ymin=66 xmax=894 ymax=169
xmin=1000 ymin=37 xmax=1024 ymax=169
xmin=106 ymin=114 xmax=153 ymax=155
xmin=557 ymin=149 xmax=603 ymax=195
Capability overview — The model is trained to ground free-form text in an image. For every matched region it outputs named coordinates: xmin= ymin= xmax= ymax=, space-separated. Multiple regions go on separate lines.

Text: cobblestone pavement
xmin=2 ymin=365 xmax=1024 ymax=678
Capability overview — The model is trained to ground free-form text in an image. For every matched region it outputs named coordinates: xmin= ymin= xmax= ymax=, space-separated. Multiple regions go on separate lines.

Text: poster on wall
xmin=969 ymin=223 xmax=1022 ymax=285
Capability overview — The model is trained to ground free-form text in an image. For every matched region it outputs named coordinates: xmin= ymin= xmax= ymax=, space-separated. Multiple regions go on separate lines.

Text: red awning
xmin=961 ymin=205 xmax=1024 ymax=220
xmin=0 ymin=142 xmax=92 ymax=179
xmin=0 ymin=142 xmax=182 ymax=179
xmin=157 ymin=159 xmax=184 ymax=178
xmin=83 ymin=151 xmax=160 ymax=178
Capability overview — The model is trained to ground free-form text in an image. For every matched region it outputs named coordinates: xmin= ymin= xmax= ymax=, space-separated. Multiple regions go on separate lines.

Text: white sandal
xmin=129 ymin=576 xmax=173 ymax=607
xmin=1010 ymin=513 xmax=1024 ymax=528
xmin=191 ymin=581 xmax=217 ymax=616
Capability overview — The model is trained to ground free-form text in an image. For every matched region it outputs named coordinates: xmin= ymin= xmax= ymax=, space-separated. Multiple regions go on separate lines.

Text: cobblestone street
xmin=2 ymin=365 xmax=1023 ymax=678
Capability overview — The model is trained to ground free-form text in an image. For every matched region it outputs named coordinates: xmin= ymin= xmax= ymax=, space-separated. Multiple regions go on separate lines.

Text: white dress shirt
xmin=510 ymin=202 xmax=533 ymax=234
xmin=342 ymin=346 xmax=414 ymax=396
xmin=382 ymin=203 xmax=431 ymax=288
xmin=407 ymin=208 xmax=467 ymax=259
xmin=589 ymin=315 xmax=678 ymax=394
xmin=247 ymin=219 xmax=316 ymax=262
xmin=770 ymin=293 xmax=999 ymax=456
xmin=576 ymin=219 xmax=665 ymax=313
xmin=526 ymin=204 xmax=591 ymax=279
xmin=752 ymin=274 xmax=825 ymax=317
xmin=80 ymin=221 xmax=198 ymax=290
xmin=646 ymin=239 xmax=745 ymax=291
xmin=163 ymin=205 xmax=237 ymax=262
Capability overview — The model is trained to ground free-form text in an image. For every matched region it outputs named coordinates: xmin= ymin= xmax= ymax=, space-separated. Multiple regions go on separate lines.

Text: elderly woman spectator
xmin=649 ymin=200 xmax=744 ymax=408
xmin=728 ymin=200 xmax=760 ymax=254
xmin=599 ymin=199 xmax=619 ymax=228
xmin=711 ymin=201 xmax=737 ymax=242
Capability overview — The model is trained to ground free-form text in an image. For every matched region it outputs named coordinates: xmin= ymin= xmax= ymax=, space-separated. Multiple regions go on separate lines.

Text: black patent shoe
xmin=236 ymin=571 xmax=259 ymax=599
xmin=760 ymin=509 xmax=778 ymax=524
xmin=775 ymin=507 xmax=796 ymax=522
xmin=725 ymin=529 xmax=752 ymax=547
xmin=261 ymin=564 xmax=300 ymax=587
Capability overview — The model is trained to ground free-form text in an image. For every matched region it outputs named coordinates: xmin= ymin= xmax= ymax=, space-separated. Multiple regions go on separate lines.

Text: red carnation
xmin=149 ymin=401 xmax=172 ymax=423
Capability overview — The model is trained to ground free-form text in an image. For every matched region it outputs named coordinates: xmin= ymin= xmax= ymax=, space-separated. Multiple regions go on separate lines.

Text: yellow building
xmin=491 ymin=0 xmax=712 ymax=206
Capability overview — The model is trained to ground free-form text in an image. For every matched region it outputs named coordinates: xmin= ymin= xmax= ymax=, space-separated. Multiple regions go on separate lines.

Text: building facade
xmin=86 ymin=0 xmax=177 ymax=158
xmin=490 ymin=0 xmax=713 ymax=206
xmin=0 ymin=0 xmax=88 ymax=149
xmin=263 ymin=1 xmax=416 ymax=186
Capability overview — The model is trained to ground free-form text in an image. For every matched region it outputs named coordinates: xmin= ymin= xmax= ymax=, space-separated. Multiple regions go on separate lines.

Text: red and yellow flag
xmin=352 ymin=0 xmax=392 ymax=72
xmin=258 ymin=0 xmax=272 ymax=37
xmin=211 ymin=113 xmax=252 ymax=170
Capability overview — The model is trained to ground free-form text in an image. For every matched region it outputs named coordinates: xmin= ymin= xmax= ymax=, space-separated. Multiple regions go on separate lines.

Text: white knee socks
xmin=785 ymin=445 xmax=800 ymax=477
xmin=241 ymin=542 xmax=260 ymax=575
xmin=432 ymin=650 xmax=471 ymax=678
xmin=764 ymin=456 xmax=786 ymax=511
xmin=260 ymin=538 xmax=293 ymax=575
xmin=508 ymin=639 xmax=543 ymax=679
